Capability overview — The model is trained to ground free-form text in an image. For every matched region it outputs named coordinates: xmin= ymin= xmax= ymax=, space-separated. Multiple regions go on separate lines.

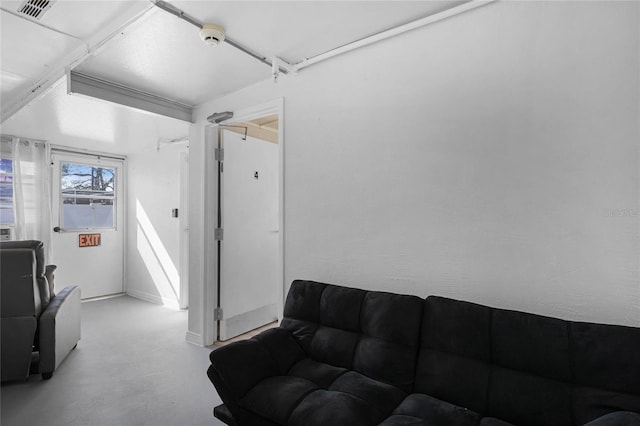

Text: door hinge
xmin=214 ymin=148 xmax=224 ymax=161
xmin=214 ymin=228 xmax=223 ymax=240
xmin=214 ymin=307 xmax=223 ymax=321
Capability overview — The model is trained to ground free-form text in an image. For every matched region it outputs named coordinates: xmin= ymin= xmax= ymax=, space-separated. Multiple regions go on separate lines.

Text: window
xmin=0 ymin=158 xmax=14 ymax=226
xmin=61 ymin=162 xmax=116 ymax=229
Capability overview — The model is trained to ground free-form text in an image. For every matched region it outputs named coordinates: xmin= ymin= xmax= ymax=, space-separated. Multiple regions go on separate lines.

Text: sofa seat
xmin=239 ymin=359 xmax=407 ymax=425
xmin=380 ymin=393 xmax=481 ymax=426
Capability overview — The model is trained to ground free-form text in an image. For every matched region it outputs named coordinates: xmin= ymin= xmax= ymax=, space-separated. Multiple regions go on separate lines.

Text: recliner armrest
xmin=39 ymin=285 xmax=81 ymax=377
xmin=582 ymin=411 xmax=640 ymax=425
xmin=208 ymin=327 xmax=305 ymax=423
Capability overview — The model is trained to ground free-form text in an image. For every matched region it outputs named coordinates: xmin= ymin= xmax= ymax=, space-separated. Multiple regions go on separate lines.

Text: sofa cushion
xmin=282 ymin=280 xmax=423 ymax=393
xmin=288 ymin=358 xmax=347 ymax=388
xmin=582 ymin=411 xmax=640 ymax=425
xmin=492 ymin=309 xmax=571 ymax=382
xmin=329 ymin=371 xmax=406 ymax=419
xmin=572 ymin=320 xmax=640 ymax=425
xmin=253 ymin=328 xmax=306 ymax=375
xmin=241 ymin=358 xmax=406 ymax=425
xmin=378 ymin=414 xmax=429 ymax=425
xmin=310 ymin=325 xmax=360 ymax=368
xmin=415 ymin=296 xmax=492 ymax=413
xmin=488 ymin=367 xmax=572 ymax=426
xmin=385 ymin=393 xmax=480 ymax=426
xmin=240 ymin=376 xmax=318 ymax=424
xmin=480 ymin=417 xmax=516 ymax=426
xmin=288 ymin=389 xmax=378 ymax=426
xmin=572 ymin=320 xmax=640 ymax=392
xmin=573 ymin=388 xmax=640 ymax=426
xmin=488 ymin=309 xmax=573 ymax=426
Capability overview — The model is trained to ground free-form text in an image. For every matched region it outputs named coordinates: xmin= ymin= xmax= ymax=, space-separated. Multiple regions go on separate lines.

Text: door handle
xmin=53 ymin=226 xmax=61 ymax=233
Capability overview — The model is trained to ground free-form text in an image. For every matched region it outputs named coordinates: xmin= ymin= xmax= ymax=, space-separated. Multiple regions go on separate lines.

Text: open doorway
xmin=214 ymin=100 xmax=284 ymax=341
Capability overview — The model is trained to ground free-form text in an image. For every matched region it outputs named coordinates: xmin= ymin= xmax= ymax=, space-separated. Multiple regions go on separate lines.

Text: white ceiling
xmin=74 ymin=1 xmax=466 ymax=105
xmin=0 ymin=0 xmax=468 ymax=153
xmin=3 ymin=1 xmax=467 ymax=107
xmin=0 ymin=1 xmax=150 ymax=105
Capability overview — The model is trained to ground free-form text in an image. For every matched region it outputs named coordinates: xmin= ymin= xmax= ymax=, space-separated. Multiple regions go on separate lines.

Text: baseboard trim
xmin=185 ymin=331 xmax=203 ymax=346
xmin=81 ymin=293 xmax=125 ymax=303
xmin=126 ymin=289 xmax=180 ymax=310
xmin=220 ymin=303 xmax=278 ymax=341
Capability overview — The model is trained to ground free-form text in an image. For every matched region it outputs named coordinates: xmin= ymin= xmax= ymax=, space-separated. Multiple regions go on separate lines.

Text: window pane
xmin=0 ymin=159 xmax=13 ymax=174
xmin=0 ymin=159 xmax=14 ymax=225
xmin=61 ymin=163 xmax=115 ymax=195
xmin=0 ymin=207 xmax=14 ymax=225
xmin=0 ymin=183 xmax=12 ymax=198
xmin=62 ymin=197 xmax=114 ymax=229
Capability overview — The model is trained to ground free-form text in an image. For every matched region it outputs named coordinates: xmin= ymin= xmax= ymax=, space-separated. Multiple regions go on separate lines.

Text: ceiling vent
xmin=17 ymin=0 xmax=56 ymax=21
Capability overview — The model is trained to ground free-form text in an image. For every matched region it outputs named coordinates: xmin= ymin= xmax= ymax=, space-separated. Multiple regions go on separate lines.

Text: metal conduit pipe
xmin=152 ymin=0 xmax=202 ymax=27
xmin=152 ymin=0 xmax=496 ymax=78
xmin=292 ymin=0 xmax=497 ymax=71
xmin=151 ymin=0 xmax=288 ymax=74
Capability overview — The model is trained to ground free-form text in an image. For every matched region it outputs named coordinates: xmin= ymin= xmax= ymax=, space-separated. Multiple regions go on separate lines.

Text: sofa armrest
xmin=39 ymin=285 xmax=81 ymax=377
xmin=583 ymin=411 xmax=640 ymax=425
xmin=208 ymin=327 xmax=305 ymax=422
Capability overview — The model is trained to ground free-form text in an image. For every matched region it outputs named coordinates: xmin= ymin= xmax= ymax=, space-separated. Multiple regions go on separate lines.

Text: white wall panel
xmin=189 ymin=0 xmax=640 ymax=338
xmin=127 ymin=143 xmax=186 ymax=308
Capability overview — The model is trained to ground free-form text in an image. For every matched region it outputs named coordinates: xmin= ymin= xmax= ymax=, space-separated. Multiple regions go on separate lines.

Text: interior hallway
xmin=1 ymin=296 xmax=224 ymax=426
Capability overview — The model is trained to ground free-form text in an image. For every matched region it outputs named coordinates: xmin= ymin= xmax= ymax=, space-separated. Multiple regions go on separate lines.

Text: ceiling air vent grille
xmin=17 ymin=0 xmax=56 ymax=21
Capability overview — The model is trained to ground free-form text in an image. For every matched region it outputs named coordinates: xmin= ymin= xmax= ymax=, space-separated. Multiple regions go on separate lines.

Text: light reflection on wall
xmin=136 ymin=198 xmax=180 ymax=308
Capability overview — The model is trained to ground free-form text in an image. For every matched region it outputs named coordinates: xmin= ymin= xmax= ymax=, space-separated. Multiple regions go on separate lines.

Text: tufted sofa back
xmin=281 ymin=280 xmax=424 ymax=393
xmin=415 ymin=296 xmax=640 ymax=426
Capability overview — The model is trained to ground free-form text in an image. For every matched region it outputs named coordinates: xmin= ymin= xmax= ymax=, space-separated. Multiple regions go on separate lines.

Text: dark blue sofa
xmin=207 ymin=280 xmax=640 ymax=425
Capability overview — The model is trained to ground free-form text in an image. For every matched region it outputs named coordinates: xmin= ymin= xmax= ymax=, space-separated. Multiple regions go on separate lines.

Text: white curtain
xmin=11 ymin=137 xmax=52 ymax=258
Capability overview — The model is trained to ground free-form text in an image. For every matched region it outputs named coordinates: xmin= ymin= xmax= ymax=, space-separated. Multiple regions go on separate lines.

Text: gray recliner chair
xmin=1 ymin=240 xmax=81 ymax=381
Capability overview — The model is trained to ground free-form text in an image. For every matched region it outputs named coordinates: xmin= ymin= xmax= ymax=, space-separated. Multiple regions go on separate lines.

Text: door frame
xmin=179 ymin=150 xmax=189 ymax=309
xmin=201 ymin=98 xmax=284 ymax=344
xmin=50 ymin=146 xmax=127 ymax=298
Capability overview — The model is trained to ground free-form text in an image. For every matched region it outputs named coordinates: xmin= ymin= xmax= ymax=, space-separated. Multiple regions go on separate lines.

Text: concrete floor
xmin=1 ymin=296 xmax=225 ymax=426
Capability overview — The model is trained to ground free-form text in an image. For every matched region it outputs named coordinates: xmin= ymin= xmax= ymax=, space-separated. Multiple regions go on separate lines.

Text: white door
xmin=218 ymin=124 xmax=279 ymax=340
xmin=51 ymin=151 xmax=125 ymax=299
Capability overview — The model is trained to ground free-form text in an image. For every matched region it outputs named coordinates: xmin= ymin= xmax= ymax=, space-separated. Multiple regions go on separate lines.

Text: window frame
xmin=0 ymin=157 xmax=16 ymax=229
xmin=59 ymin=161 xmax=118 ymax=231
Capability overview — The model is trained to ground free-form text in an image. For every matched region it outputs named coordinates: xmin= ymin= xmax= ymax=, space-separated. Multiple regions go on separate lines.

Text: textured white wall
xmin=189 ymin=0 xmax=639 ymax=340
xmin=127 ymin=143 xmax=186 ymax=307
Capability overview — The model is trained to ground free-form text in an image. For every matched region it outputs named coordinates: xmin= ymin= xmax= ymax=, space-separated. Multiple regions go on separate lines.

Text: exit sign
xmin=79 ymin=233 xmax=101 ymax=247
